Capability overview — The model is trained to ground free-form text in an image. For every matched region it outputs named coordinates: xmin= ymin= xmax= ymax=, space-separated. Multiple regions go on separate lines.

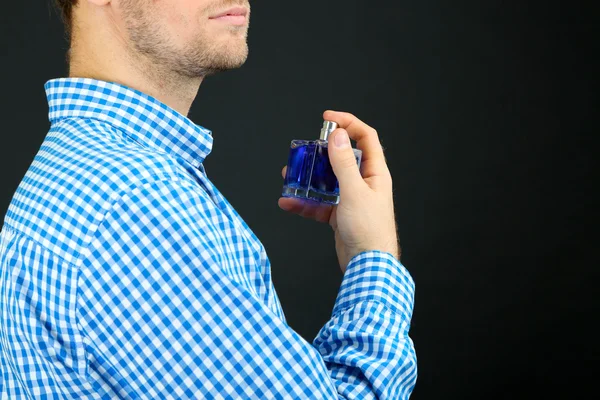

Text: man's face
xmin=118 ymin=0 xmax=251 ymax=77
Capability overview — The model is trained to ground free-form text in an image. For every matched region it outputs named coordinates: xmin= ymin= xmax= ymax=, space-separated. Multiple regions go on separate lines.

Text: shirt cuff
xmin=331 ymin=250 xmax=415 ymax=320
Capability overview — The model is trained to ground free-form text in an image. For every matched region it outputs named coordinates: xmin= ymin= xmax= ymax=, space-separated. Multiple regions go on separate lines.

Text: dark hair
xmin=53 ymin=0 xmax=78 ymax=38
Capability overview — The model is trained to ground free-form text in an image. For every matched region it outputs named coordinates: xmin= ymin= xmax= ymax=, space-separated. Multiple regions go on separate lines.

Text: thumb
xmin=328 ymin=129 xmax=364 ymax=196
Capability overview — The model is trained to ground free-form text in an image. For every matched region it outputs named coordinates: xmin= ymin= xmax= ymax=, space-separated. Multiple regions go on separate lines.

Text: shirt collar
xmin=44 ymin=77 xmax=213 ymax=168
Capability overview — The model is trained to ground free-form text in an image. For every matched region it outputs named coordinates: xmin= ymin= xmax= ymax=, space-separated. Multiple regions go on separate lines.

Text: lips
xmin=209 ymin=6 xmax=248 ymax=19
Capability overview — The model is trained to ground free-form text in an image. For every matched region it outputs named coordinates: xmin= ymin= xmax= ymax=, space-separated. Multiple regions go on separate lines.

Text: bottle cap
xmin=319 ymin=120 xmax=339 ymax=141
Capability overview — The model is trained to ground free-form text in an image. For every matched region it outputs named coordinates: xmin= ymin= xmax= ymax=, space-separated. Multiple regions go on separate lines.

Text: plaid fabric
xmin=0 ymin=78 xmax=417 ymax=399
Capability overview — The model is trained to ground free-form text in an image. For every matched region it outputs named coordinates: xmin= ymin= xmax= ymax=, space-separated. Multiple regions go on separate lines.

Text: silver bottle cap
xmin=319 ymin=121 xmax=339 ymax=141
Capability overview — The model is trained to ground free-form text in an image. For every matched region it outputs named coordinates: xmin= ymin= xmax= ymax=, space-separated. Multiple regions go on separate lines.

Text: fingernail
xmin=335 ymin=130 xmax=349 ymax=148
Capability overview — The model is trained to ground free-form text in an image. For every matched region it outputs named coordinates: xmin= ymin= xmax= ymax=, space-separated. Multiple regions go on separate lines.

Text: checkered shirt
xmin=0 ymin=78 xmax=417 ymax=399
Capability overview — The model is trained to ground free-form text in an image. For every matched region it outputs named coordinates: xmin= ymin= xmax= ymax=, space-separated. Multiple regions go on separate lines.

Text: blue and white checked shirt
xmin=0 ymin=78 xmax=417 ymax=399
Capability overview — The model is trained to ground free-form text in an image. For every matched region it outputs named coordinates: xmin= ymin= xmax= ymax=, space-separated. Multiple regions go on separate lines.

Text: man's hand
xmin=279 ymin=110 xmax=400 ymax=274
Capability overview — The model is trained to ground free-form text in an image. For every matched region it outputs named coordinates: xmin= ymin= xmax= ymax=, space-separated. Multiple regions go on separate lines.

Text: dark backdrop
xmin=1 ymin=1 xmax=597 ymax=399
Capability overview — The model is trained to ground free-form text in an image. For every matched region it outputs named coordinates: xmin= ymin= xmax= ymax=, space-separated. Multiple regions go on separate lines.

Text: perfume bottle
xmin=282 ymin=121 xmax=362 ymax=205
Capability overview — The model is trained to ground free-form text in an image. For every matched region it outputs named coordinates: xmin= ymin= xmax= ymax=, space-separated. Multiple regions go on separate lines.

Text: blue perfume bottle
xmin=282 ymin=121 xmax=362 ymax=205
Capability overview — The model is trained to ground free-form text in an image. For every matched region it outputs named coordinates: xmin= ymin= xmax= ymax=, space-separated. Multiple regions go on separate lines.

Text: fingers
xmin=281 ymin=165 xmax=287 ymax=179
xmin=323 ymin=110 xmax=390 ymax=184
xmin=327 ymin=128 xmax=366 ymax=200
xmin=278 ymin=197 xmax=333 ymax=224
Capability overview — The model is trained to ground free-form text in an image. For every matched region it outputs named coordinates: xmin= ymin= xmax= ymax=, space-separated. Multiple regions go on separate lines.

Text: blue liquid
xmin=310 ymin=144 xmax=339 ymax=195
xmin=284 ymin=141 xmax=317 ymax=190
xmin=283 ymin=140 xmax=361 ymax=205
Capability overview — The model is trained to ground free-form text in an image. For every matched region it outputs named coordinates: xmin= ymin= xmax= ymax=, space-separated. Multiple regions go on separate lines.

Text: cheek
xmin=164 ymin=7 xmax=189 ymax=30
xmin=152 ymin=1 xmax=205 ymax=47
xmin=158 ymin=10 xmax=191 ymax=45
xmin=166 ymin=6 xmax=203 ymax=40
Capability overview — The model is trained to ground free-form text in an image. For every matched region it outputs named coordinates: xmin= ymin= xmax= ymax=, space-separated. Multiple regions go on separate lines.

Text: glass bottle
xmin=282 ymin=121 xmax=362 ymax=205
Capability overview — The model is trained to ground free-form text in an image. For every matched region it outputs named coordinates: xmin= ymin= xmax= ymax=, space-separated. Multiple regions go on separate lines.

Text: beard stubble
xmin=121 ymin=0 xmax=249 ymax=79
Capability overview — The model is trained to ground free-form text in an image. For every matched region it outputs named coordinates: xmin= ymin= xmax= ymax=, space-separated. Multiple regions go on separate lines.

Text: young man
xmin=0 ymin=1 xmax=417 ymax=398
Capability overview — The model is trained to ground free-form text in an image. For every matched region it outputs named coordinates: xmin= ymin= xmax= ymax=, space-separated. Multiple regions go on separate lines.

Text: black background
xmin=1 ymin=1 xmax=597 ymax=398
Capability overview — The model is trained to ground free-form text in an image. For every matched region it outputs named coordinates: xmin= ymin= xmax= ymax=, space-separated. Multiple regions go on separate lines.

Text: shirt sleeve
xmin=313 ymin=251 xmax=417 ymax=399
xmin=76 ymin=178 xmax=417 ymax=399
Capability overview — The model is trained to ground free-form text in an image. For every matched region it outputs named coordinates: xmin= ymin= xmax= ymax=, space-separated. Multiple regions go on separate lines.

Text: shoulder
xmin=46 ymin=117 xmax=196 ymax=189
xmin=4 ymin=118 xmax=203 ymax=264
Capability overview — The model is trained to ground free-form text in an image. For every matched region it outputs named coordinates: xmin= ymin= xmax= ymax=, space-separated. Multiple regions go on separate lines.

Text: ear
xmin=87 ymin=0 xmax=111 ymax=5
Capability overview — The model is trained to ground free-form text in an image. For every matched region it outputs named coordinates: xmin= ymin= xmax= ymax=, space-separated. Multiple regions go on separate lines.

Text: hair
xmin=53 ymin=0 xmax=78 ymax=38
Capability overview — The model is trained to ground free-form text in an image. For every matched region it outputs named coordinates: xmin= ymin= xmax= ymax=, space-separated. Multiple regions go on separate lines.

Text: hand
xmin=279 ymin=110 xmax=400 ymax=274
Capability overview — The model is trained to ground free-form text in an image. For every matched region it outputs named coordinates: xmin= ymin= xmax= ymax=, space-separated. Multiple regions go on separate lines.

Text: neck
xmin=68 ymin=10 xmax=202 ymax=117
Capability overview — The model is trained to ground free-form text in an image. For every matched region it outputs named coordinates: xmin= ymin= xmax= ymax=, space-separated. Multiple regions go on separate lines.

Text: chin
xmin=210 ymin=43 xmax=249 ymax=69
xmin=174 ymin=32 xmax=249 ymax=77
xmin=180 ymin=51 xmax=248 ymax=78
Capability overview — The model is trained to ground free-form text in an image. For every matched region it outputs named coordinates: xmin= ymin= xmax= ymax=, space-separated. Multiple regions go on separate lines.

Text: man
xmin=0 ymin=0 xmax=417 ymax=398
